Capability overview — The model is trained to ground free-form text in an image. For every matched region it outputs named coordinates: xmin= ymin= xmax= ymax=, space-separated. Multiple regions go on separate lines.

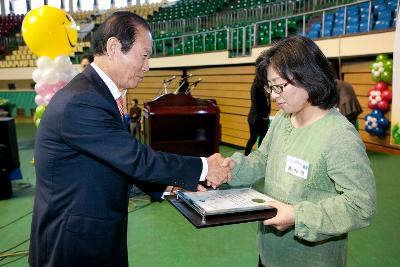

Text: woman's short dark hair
xmin=92 ymin=11 xmax=151 ymax=56
xmin=256 ymin=35 xmax=338 ymax=109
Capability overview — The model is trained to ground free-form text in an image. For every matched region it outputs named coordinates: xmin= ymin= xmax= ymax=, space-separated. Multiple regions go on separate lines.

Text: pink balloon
xmin=35 ymin=83 xmax=54 ymax=96
xmin=35 ymin=94 xmax=46 ymax=105
xmin=53 ymin=80 xmax=67 ymax=93
xmin=44 ymin=93 xmax=54 ymax=105
xmin=34 ymin=83 xmax=46 ymax=95
xmin=45 ymin=84 xmax=58 ymax=93
xmin=56 ymin=80 xmax=67 ymax=88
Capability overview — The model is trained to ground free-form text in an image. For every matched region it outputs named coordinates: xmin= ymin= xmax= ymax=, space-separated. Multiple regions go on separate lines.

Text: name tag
xmin=285 ymin=155 xmax=309 ymax=179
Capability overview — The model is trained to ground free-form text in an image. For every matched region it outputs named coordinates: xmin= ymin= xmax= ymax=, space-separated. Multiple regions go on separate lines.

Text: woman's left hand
xmin=263 ymin=200 xmax=295 ymax=231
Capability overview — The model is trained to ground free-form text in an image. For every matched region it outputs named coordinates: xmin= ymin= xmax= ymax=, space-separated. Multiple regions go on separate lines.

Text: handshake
xmin=204 ymin=153 xmax=235 ymax=189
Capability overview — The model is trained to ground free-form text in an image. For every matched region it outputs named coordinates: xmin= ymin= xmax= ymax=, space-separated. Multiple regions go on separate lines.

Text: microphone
xmin=185 ymin=78 xmax=202 ymax=94
xmin=173 ymin=74 xmax=193 ymax=94
xmin=180 ymin=73 xmax=193 ymax=80
xmin=158 ymin=75 xmax=176 ymax=96
xmin=192 ymin=78 xmax=202 ymax=86
xmin=163 ymin=75 xmax=176 ymax=84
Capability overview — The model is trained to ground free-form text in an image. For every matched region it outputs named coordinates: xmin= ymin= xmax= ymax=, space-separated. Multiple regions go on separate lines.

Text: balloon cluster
xmin=364 ymin=110 xmax=389 ymax=136
xmin=22 ymin=5 xmax=78 ymax=128
xmin=370 ymin=54 xmax=393 ymax=83
xmin=33 ymin=56 xmax=76 ymax=127
xmin=365 ymin=54 xmax=392 ymax=136
xmin=367 ymin=82 xmax=392 ymax=111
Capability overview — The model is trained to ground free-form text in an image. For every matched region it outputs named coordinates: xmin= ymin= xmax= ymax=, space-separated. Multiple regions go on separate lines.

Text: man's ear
xmin=105 ymin=37 xmax=121 ymax=58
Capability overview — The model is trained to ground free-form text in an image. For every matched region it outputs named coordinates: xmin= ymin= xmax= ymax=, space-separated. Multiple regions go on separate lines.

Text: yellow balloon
xmin=22 ymin=5 xmax=78 ymax=59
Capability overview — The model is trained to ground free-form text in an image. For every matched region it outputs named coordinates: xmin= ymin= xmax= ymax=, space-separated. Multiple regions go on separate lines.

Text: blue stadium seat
xmin=377 ymin=10 xmax=392 ymax=21
xmin=374 ymin=20 xmax=391 ymax=30
xmin=334 ymin=18 xmax=345 ymax=27
xmin=336 ymin=8 xmax=345 ymax=15
xmin=324 ymin=13 xmax=334 ymax=26
xmin=332 ymin=26 xmax=344 ymax=36
xmin=311 ymin=22 xmax=321 ymax=31
xmin=360 ymin=13 xmax=371 ymax=23
xmin=374 ymin=0 xmax=385 ymax=5
xmin=359 ymin=22 xmax=371 ymax=32
xmin=347 ymin=16 xmax=359 ymax=25
xmin=347 ymin=8 xmax=359 ymax=18
xmin=374 ymin=4 xmax=388 ymax=13
xmin=346 ymin=24 xmax=359 ymax=34
xmin=323 ymin=28 xmax=332 ymax=36
xmin=387 ymin=1 xmax=398 ymax=10
xmin=325 ymin=13 xmax=334 ymax=21
xmin=359 ymin=7 xmax=370 ymax=17
xmin=307 ymin=30 xmax=319 ymax=39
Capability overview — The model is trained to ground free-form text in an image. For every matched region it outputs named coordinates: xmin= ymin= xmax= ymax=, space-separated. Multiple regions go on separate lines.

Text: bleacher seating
xmin=0 ymin=14 xmax=24 ymax=38
xmin=149 ymin=0 xmax=228 ymax=22
xmin=0 ymin=41 xmax=91 ymax=68
xmin=94 ymin=3 xmax=163 ymax=25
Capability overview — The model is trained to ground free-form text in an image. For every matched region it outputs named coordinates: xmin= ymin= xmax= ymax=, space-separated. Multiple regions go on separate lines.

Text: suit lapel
xmin=82 ymin=65 xmax=123 ymax=122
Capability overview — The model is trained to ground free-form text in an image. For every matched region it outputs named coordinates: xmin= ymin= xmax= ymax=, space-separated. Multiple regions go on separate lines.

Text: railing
xmin=149 ymin=0 xmax=359 ymax=36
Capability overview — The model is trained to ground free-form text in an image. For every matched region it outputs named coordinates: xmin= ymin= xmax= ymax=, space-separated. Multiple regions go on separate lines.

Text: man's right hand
xmin=205 ymin=153 xmax=232 ymax=189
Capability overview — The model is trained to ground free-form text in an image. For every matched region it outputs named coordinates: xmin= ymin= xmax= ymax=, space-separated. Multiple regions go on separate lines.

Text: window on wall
xmin=30 ymin=0 xmax=43 ymax=10
xmin=48 ymin=0 xmax=61 ymax=8
xmin=98 ymin=1 xmax=110 ymax=10
xmin=115 ymin=0 xmax=127 ymax=8
xmin=5 ymin=0 xmax=28 ymax=14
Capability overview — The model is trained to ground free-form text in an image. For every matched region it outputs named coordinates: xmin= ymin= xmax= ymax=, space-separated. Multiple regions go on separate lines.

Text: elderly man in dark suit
xmin=29 ymin=12 xmax=230 ymax=267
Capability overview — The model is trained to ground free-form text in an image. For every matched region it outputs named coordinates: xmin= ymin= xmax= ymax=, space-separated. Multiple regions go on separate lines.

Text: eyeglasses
xmin=263 ymin=80 xmax=291 ymax=94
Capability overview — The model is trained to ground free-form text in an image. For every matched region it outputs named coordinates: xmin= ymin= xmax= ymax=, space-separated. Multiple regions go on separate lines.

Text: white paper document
xmin=177 ymin=188 xmax=276 ymax=216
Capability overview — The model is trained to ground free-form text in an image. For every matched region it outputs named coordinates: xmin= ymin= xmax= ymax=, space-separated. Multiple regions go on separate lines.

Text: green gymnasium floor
xmin=0 ymin=122 xmax=399 ymax=267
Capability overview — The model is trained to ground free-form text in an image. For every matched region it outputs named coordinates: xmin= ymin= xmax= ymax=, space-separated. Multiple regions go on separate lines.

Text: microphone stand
xmin=157 ymin=76 xmax=176 ymax=96
xmin=185 ymin=79 xmax=201 ymax=95
xmin=173 ymin=74 xmax=193 ymax=95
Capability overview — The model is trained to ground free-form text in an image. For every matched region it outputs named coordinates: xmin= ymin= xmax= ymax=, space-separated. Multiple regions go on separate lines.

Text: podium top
xmin=144 ymin=93 xmax=220 ymax=115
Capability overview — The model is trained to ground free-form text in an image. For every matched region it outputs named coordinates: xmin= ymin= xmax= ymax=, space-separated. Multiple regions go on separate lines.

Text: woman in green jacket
xmin=223 ymin=35 xmax=376 ymax=267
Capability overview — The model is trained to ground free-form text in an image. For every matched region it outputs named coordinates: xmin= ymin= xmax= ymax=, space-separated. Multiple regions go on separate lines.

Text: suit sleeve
xmin=60 ymin=92 xmax=202 ymax=191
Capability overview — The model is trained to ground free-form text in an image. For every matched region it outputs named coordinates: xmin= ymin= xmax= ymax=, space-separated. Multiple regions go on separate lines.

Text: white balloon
xmin=32 ymin=69 xmax=43 ymax=83
xmin=42 ymin=69 xmax=59 ymax=85
xmin=36 ymin=56 xmax=55 ymax=70
xmin=54 ymin=56 xmax=72 ymax=72
xmin=58 ymin=71 xmax=72 ymax=82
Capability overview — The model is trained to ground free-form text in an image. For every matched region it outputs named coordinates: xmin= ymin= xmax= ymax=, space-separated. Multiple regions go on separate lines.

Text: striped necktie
xmin=116 ymin=95 xmax=126 ymax=117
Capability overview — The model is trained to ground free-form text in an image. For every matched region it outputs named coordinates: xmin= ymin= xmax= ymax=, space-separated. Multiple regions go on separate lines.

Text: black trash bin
xmin=0 ymin=144 xmax=12 ymax=199
xmin=0 ymin=117 xmax=20 ymax=200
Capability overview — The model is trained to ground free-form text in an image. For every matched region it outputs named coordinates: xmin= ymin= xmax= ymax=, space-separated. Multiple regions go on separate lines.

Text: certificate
xmin=167 ymin=188 xmax=277 ymax=228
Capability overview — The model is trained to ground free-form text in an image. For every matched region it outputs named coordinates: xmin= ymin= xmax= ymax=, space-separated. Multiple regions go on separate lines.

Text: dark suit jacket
xmin=29 ymin=66 xmax=202 ymax=267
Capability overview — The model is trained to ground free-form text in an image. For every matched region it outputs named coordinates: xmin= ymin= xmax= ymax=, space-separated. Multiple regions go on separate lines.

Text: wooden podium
xmin=143 ymin=93 xmax=220 ymax=156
